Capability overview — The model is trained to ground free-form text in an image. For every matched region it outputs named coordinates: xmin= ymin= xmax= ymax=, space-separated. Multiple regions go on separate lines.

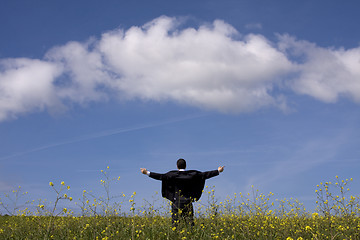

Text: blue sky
xmin=1 ymin=0 xmax=360 ymax=212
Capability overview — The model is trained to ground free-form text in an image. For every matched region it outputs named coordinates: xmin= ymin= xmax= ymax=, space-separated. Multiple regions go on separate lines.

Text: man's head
xmin=177 ymin=158 xmax=186 ymax=169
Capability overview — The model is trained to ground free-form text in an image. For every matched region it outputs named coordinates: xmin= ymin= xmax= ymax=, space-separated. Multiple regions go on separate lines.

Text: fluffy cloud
xmin=1 ymin=16 xmax=360 ymax=121
xmin=279 ymin=35 xmax=360 ymax=102
xmin=98 ymin=17 xmax=293 ymax=112
xmin=0 ymin=58 xmax=62 ymax=121
xmin=46 ymin=41 xmax=111 ymax=103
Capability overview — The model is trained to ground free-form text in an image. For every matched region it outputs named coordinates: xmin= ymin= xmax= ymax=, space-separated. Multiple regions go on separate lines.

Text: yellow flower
xmin=305 ymin=226 xmax=312 ymax=231
xmin=49 ymin=182 xmax=54 ymax=186
xmin=67 ymin=186 xmax=70 ymax=190
xmin=312 ymin=212 xmax=319 ymax=218
xmin=61 ymin=181 xmax=65 ymax=185
xmin=338 ymin=225 xmax=345 ymax=231
xmin=69 ymin=197 xmax=73 ymax=201
xmin=63 ymin=208 xmax=67 ymax=213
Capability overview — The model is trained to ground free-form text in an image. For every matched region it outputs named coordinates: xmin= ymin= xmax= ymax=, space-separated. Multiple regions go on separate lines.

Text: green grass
xmin=1 ymin=214 xmax=360 ymax=239
xmin=1 ymin=169 xmax=360 ymax=239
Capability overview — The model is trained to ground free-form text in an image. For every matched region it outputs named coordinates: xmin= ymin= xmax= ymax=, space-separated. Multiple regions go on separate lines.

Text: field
xmin=1 ymin=169 xmax=360 ymax=239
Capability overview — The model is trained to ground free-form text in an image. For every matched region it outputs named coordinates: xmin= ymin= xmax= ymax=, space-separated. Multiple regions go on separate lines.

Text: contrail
xmin=0 ymin=114 xmax=206 ymax=161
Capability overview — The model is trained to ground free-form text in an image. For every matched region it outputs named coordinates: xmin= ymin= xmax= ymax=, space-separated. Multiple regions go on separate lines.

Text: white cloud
xmin=0 ymin=58 xmax=63 ymax=121
xmin=46 ymin=40 xmax=114 ymax=104
xmin=98 ymin=17 xmax=293 ymax=112
xmin=279 ymin=35 xmax=360 ymax=102
xmin=1 ymin=16 xmax=360 ymax=121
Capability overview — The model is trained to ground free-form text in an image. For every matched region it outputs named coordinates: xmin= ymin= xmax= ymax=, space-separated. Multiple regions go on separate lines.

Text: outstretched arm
xmin=140 ymin=168 xmax=164 ymax=180
xmin=201 ymin=166 xmax=225 ymax=179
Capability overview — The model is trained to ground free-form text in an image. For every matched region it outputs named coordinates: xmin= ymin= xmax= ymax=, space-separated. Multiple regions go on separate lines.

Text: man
xmin=140 ymin=158 xmax=224 ymax=226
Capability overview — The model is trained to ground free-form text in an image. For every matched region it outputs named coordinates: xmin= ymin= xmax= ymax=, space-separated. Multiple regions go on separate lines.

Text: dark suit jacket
xmin=149 ymin=170 xmax=219 ymax=202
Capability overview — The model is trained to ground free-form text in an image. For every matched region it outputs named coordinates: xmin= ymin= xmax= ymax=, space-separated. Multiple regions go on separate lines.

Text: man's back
xmin=166 ymin=170 xmax=202 ymax=199
xmin=149 ymin=169 xmax=219 ymax=202
xmin=141 ymin=159 xmax=224 ymax=226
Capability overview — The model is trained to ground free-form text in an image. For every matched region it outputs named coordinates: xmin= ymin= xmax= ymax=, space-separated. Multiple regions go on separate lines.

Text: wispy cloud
xmin=1 ymin=16 xmax=360 ymax=122
xmin=0 ymin=114 xmax=205 ymax=161
xmin=0 ymin=181 xmax=13 ymax=192
xmin=245 ymin=132 xmax=349 ymax=191
xmin=245 ymin=23 xmax=262 ymax=30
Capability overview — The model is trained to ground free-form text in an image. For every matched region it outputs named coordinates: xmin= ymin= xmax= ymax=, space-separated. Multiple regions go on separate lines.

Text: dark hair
xmin=177 ymin=158 xmax=186 ymax=169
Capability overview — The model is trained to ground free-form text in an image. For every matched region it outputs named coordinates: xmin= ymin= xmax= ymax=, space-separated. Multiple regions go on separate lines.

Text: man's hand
xmin=140 ymin=168 xmax=148 ymax=175
xmin=218 ymin=166 xmax=225 ymax=173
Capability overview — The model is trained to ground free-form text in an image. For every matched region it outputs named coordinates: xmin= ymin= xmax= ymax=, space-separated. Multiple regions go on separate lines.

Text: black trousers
xmin=171 ymin=198 xmax=194 ymax=226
